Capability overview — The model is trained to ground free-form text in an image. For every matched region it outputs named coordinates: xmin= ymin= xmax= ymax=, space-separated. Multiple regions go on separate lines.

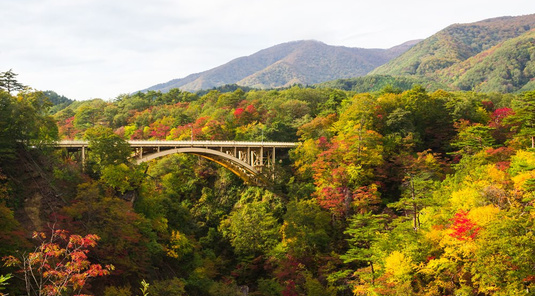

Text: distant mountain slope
xmin=142 ymin=40 xmax=419 ymax=93
xmin=436 ymin=29 xmax=535 ymax=93
xmin=370 ymin=14 xmax=535 ymax=79
xmin=319 ymin=29 xmax=535 ymax=94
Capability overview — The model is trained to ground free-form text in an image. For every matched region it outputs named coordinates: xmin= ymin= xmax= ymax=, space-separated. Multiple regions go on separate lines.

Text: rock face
xmin=13 ymin=150 xmax=65 ymax=232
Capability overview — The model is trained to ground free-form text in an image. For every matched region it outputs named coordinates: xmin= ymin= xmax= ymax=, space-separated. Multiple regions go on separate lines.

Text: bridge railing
xmin=55 ymin=140 xmax=298 ymax=148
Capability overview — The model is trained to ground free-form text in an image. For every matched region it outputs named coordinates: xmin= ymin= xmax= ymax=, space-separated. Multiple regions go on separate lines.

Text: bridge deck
xmin=56 ymin=140 xmax=297 ymax=148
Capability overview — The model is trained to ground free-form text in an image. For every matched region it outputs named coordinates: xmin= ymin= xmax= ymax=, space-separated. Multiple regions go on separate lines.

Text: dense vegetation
xmin=371 ymin=14 xmax=535 ymax=93
xmin=442 ymin=30 xmax=535 ymax=93
xmin=2 ymin=69 xmax=535 ymax=296
xmin=316 ymin=75 xmax=447 ymax=93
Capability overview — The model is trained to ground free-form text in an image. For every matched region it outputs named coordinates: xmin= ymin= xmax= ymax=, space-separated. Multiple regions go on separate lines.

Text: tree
xmin=448 ymin=210 xmax=480 ymax=241
xmin=0 ymin=89 xmax=58 ymax=159
xmin=488 ymin=107 xmax=515 ymax=145
xmin=451 ymin=121 xmax=495 ymax=155
xmin=388 ymin=150 xmax=445 ymax=230
xmin=0 ymin=273 xmax=12 ymax=296
xmin=61 ymin=181 xmax=156 ymax=282
xmin=100 ymin=163 xmax=147 ymax=197
xmin=279 ymin=199 xmax=331 ymax=258
xmin=73 ymin=100 xmax=107 ymax=131
xmin=83 ymin=126 xmax=131 ymax=174
xmin=220 ymin=201 xmax=280 ymax=257
xmin=13 ymin=90 xmax=58 ymax=146
xmin=0 ymin=169 xmax=28 ymax=256
xmin=312 ymin=122 xmax=383 ymax=217
xmin=472 ymin=210 xmax=535 ymax=294
xmin=0 ymin=70 xmax=25 ymax=93
xmin=508 ymin=91 xmax=535 ymax=148
xmin=3 ymin=228 xmax=113 ymax=296
xmin=398 ymin=87 xmax=454 ymax=151
xmin=341 ymin=212 xmax=388 ymax=286
xmin=0 ymin=91 xmax=17 ymax=160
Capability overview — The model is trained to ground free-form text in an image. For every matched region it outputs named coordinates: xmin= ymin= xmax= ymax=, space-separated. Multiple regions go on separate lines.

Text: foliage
xmin=508 ymin=90 xmax=535 ymax=148
xmin=450 ymin=30 xmax=535 ymax=93
xmin=317 ymin=74 xmax=446 ymax=93
xmin=388 ymin=150 xmax=445 ymax=230
xmin=100 ymin=163 xmax=146 ymax=195
xmin=0 ymin=273 xmax=11 ymax=296
xmin=451 ymin=121 xmax=495 ymax=155
xmin=83 ymin=126 xmax=132 ymax=177
xmin=146 ymin=278 xmax=187 ymax=296
xmin=311 ymin=119 xmax=383 ymax=216
xmin=279 ymin=199 xmax=331 ymax=258
xmin=60 ymin=181 xmax=158 ymax=283
xmin=339 ymin=212 xmax=389 ymax=293
xmin=139 ymin=279 xmax=149 ymax=296
xmin=45 ymin=91 xmax=74 ymax=115
xmin=2 ymin=228 xmax=113 ymax=296
xmin=0 ymin=69 xmax=26 ymax=93
xmin=220 ymin=200 xmax=280 ymax=257
xmin=448 ymin=209 xmax=480 ymax=241
xmin=0 ymin=88 xmax=58 ymax=164
xmin=8 ymin=69 xmax=535 ymax=296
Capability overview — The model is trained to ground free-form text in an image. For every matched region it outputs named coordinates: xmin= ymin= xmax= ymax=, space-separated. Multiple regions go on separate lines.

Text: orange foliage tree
xmin=3 ymin=228 xmax=113 ymax=296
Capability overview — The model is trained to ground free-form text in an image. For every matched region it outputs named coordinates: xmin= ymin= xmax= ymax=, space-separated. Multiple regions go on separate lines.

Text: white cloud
xmin=1 ymin=0 xmax=534 ymax=100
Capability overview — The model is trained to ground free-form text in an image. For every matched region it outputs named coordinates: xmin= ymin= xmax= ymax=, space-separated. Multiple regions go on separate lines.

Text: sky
xmin=1 ymin=0 xmax=534 ymax=101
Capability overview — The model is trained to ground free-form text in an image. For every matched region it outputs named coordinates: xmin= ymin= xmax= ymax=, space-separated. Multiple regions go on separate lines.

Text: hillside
xmin=142 ymin=40 xmax=419 ymax=92
xmin=369 ymin=14 xmax=535 ymax=92
xmin=437 ymin=29 xmax=535 ymax=93
xmin=372 ymin=14 xmax=535 ymax=76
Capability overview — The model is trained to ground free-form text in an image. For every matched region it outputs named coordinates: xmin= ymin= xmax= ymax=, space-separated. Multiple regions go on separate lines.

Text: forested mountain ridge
xmin=370 ymin=14 xmax=535 ymax=92
xmin=141 ymin=40 xmax=420 ymax=92
xmin=437 ymin=29 xmax=535 ymax=92
xmin=323 ymin=27 xmax=535 ymax=94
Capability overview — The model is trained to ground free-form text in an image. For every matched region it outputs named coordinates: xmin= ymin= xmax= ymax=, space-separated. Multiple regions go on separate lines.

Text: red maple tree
xmin=449 ymin=210 xmax=480 ymax=241
xmin=3 ymin=228 xmax=113 ymax=296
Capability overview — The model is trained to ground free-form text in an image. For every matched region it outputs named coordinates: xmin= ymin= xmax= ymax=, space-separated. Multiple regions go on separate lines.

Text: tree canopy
xmin=3 ymin=78 xmax=535 ymax=295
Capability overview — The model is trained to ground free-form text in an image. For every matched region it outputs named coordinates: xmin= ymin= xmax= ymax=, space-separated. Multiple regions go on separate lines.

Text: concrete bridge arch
xmin=136 ymin=147 xmax=263 ymax=184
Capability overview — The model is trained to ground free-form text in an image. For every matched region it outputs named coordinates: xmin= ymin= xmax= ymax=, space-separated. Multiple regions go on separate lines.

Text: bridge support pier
xmin=81 ymin=146 xmax=85 ymax=164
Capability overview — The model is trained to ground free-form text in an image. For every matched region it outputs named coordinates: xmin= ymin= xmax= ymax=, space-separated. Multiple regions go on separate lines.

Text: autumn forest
xmin=1 ymin=68 xmax=535 ymax=296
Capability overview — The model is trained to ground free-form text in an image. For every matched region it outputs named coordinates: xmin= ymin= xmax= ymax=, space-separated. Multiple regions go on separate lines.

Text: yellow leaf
xmin=384 ymin=251 xmax=413 ymax=283
xmin=450 ymin=187 xmax=482 ymax=210
xmin=467 ymin=205 xmax=500 ymax=227
xmin=512 ymin=171 xmax=535 ymax=190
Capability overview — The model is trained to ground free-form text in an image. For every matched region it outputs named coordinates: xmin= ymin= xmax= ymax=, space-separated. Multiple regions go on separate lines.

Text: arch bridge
xmin=56 ymin=140 xmax=298 ymax=185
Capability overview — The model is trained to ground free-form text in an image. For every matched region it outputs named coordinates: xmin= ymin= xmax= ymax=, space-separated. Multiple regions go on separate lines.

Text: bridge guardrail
xmin=55 ymin=140 xmax=298 ymax=148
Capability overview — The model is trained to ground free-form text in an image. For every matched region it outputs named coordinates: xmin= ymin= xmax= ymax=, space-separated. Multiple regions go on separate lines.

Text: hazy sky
xmin=1 ymin=0 xmax=534 ymax=100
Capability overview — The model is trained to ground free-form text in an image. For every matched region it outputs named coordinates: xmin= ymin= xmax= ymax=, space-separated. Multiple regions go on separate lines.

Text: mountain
xmin=142 ymin=40 xmax=420 ymax=93
xmin=144 ymin=14 xmax=535 ymax=95
xmin=370 ymin=14 xmax=535 ymax=92
xmin=437 ymin=29 xmax=535 ymax=93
